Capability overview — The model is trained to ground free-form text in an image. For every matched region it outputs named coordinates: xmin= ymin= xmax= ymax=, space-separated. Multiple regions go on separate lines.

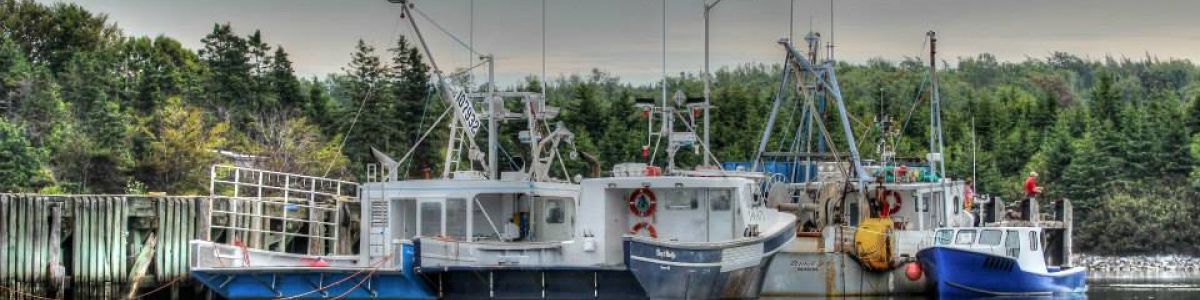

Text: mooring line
xmin=0 ymin=284 xmax=59 ymax=300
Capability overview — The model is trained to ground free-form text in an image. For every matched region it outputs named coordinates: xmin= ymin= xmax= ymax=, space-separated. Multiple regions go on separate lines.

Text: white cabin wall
xmin=651 ymin=188 xmax=708 ymax=242
xmin=573 ymin=182 xmax=628 ymax=266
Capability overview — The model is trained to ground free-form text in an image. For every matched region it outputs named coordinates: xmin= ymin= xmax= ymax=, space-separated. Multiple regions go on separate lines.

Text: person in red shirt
xmin=1024 ymin=171 xmax=1042 ymax=199
xmin=964 ymin=177 xmax=975 ymax=210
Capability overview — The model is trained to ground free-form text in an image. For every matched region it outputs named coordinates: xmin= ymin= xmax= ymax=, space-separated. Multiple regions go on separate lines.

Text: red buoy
xmin=905 ymin=262 xmax=923 ymax=281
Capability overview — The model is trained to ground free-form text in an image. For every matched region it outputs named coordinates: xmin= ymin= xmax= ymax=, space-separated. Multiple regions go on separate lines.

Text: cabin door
xmin=707 ymin=189 xmax=734 ymax=241
xmin=536 ymin=197 xmax=574 ymax=241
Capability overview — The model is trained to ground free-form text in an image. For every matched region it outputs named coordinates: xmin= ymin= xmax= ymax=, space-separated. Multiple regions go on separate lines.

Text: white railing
xmin=208 ymin=165 xmax=359 ymax=255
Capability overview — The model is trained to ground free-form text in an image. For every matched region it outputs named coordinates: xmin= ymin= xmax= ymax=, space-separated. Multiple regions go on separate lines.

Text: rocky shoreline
xmin=1079 ymin=254 xmax=1200 ymax=273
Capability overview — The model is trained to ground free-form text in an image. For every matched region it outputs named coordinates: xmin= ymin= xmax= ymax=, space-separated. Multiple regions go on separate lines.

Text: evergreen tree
xmin=199 ymin=23 xmax=251 ymax=119
xmin=0 ymin=118 xmax=47 ymax=192
xmin=337 ymin=39 xmax=395 ymax=177
xmin=269 ymin=47 xmax=303 ymax=111
xmin=1058 ymin=130 xmax=1109 ymax=214
xmin=387 ymin=36 xmax=433 ymax=177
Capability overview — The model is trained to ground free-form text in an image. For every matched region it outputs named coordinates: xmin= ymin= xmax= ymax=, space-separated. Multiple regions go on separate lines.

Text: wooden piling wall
xmin=0 ymin=194 xmax=206 ymax=299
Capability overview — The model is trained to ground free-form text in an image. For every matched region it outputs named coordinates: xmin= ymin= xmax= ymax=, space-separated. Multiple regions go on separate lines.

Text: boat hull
xmin=190 ymin=243 xmax=434 ymax=299
xmin=624 ymin=222 xmax=795 ymax=299
xmin=916 ymin=247 xmax=1087 ymax=297
xmin=419 ymin=267 xmax=647 ymax=299
xmin=192 ymin=269 xmax=434 ymax=299
xmin=760 ymin=250 xmax=925 ymax=296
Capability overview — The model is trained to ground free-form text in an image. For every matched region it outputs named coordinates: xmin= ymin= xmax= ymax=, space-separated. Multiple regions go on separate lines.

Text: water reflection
xmin=1087 ymin=271 xmax=1200 ymax=300
xmin=763 ymin=271 xmax=1200 ymax=299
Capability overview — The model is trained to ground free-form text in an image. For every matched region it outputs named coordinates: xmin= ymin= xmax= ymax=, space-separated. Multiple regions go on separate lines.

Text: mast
xmin=486 ymin=55 xmax=498 ymax=180
xmin=395 ymin=0 xmax=487 ymax=178
xmin=703 ymin=0 xmax=723 ymax=166
xmin=928 ymin=31 xmax=946 ymax=179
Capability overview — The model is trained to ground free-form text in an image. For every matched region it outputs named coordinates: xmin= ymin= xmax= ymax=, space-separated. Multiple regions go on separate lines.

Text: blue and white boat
xmin=917 ymin=226 xmax=1087 ymax=297
xmin=576 ymin=167 xmax=796 ymax=299
xmin=189 ymin=165 xmax=435 ymax=299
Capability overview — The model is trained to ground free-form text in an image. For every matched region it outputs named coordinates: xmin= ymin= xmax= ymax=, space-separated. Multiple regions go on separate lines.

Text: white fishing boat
xmin=750 ymin=32 xmax=981 ymax=297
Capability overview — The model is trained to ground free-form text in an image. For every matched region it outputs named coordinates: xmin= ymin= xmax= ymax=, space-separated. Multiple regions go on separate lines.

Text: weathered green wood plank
xmin=126 ymin=232 xmax=156 ymax=299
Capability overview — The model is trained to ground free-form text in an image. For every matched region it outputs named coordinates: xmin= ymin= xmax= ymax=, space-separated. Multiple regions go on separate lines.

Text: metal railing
xmin=207 ymin=165 xmax=359 ymax=255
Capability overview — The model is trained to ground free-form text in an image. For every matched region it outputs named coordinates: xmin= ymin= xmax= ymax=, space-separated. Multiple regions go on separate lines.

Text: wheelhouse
xmin=358 ymin=177 xmax=580 ymax=267
xmin=933 ymin=227 xmax=1046 ymax=272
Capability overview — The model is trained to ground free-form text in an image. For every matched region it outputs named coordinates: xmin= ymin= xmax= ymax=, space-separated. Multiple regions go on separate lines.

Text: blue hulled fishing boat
xmin=917 ymin=225 xmax=1087 ymax=297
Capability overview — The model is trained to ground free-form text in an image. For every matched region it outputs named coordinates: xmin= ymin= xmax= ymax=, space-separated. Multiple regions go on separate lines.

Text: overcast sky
xmin=38 ymin=0 xmax=1200 ymax=85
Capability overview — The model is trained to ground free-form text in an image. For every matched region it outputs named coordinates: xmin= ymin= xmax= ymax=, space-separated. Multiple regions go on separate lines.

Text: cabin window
xmin=664 ymin=189 xmax=699 ymax=210
xmin=1029 ymin=231 xmax=1039 ymax=251
xmin=545 ymin=199 xmax=565 ymax=224
xmin=934 ymin=229 xmax=953 ymax=245
xmin=954 ymin=229 xmax=976 ymax=245
xmin=419 ymin=201 xmax=443 ymax=236
xmin=920 ymin=192 xmax=930 ymax=212
xmin=711 ymin=190 xmax=732 ymax=211
xmin=953 ymin=196 xmax=960 ymax=214
xmin=391 ymin=198 xmax=418 ymax=239
xmin=978 ymin=230 xmax=1002 ymax=246
xmin=445 ymin=198 xmax=467 ymax=239
xmin=1005 ymin=230 xmax=1020 ymax=257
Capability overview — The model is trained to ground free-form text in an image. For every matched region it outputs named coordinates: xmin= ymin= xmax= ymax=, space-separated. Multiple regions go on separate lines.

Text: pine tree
xmin=199 ymin=23 xmax=251 ymax=119
xmin=0 ymin=118 xmax=48 ymax=192
xmin=1059 ymin=130 xmax=1109 ymax=214
xmin=387 ymin=36 xmax=433 ymax=177
xmin=337 ymin=40 xmax=395 ymax=177
xmin=269 ymin=47 xmax=303 ymax=111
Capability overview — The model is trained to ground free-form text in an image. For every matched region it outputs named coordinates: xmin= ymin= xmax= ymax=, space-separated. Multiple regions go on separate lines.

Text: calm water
xmin=765 ymin=272 xmax=1200 ymax=299
xmin=1086 ymin=271 xmax=1200 ymax=300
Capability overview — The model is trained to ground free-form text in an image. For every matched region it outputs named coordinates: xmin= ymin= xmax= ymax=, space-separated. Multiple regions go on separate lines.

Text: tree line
xmin=3 ymin=0 xmax=1199 ymax=255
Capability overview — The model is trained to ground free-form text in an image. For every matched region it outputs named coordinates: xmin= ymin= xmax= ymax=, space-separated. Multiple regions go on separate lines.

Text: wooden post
xmin=126 ymin=233 xmax=157 ymax=299
xmin=49 ymin=202 xmax=64 ymax=299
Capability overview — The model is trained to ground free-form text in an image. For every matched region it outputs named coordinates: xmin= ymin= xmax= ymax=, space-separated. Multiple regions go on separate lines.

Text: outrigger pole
xmin=754 ymin=38 xmax=869 ymax=189
xmin=392 ymin=0 xmax=490 ymax=178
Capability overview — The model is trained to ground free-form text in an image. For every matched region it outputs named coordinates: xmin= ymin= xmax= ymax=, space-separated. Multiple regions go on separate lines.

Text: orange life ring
xmin=628 ymin=188 xmax=657 ymax=217
xmin=881 ymin=190 xmax=903 ymax=217
xmin=629 ymin=222 xmax=658 ymax=238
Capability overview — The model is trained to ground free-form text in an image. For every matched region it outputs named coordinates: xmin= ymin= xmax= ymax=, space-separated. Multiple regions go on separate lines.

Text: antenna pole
xmin=541 ymin=0 xmax=547 ymax=98
xmin=661 ymin=0 xmax=668 ymax=120
xmin=827 ymin=0 xmax=834 ymax=61
xmin=487 ymin=55 xmax=498 ymax=180
xmin=703 ymin=0 xmax=723 ymax=166
xmin=928 ymin=30 xmax=946 ymax=178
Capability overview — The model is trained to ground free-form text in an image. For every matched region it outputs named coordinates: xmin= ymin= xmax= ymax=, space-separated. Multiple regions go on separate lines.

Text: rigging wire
xmin=410 ymin=4 xmax=483 ymax=57
xmin=402 ymin=85 xmax=438 ymax=176
xmin=892 ymin=35 xmax=933 ymax=154
xmin=322 ymin=83 xmax=379 ymax=177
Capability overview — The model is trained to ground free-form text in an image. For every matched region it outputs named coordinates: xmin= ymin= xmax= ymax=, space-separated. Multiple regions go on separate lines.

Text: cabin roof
xmin=361 ymin=179 xmax=579 ymax=193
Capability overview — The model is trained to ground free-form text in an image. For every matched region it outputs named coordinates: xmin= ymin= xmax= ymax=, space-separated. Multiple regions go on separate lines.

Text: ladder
xmin=442 ymin=119 xmax=465 ymax=178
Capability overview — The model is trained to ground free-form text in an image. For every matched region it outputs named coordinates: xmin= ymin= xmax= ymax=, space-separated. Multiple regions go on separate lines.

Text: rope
xmin=128 ymin=276 xmax=185 ymax=299
xmin=0 ymin=284 xmax=58 ymax=300
xmin=448 ymin=59 xmax=489 ymax=79
xmin=274 ymin=255 xmax=394 ymax=300
xmin=402 ymin=86 xmax=438 ymax=176
xmin=322 ymin=82 xmax=380 ymax=177
xmin=395 ymin=107 xmax=452 ymax=171
xmin=410 ymin=5 xmax=482 ymax=57
xmin=329 ymin=265 xmax=383 ymax=300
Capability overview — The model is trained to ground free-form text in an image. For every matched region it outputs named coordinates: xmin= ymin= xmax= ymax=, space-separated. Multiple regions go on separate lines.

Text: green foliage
xmin=0 ymin=119 xmax=48 ymax=191
xmin=142 ymin=97 xmax=229 ymax=194
xmin=4 ymin=0 xmax=1200 ymax=255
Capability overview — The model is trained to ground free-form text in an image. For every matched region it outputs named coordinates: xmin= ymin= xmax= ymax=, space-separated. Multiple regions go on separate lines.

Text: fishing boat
xmin=576 ymin=167 xmax=795 ymax=299
xmin=754 ymin=32 xmax=982 ymax=297
xmin=917 ymin=225 xmax=1087 ymax=297
xmin=190 ymin=1 xmax=599 ymax=298
xmin=189 ymin=165 xmax=435 ymax=299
